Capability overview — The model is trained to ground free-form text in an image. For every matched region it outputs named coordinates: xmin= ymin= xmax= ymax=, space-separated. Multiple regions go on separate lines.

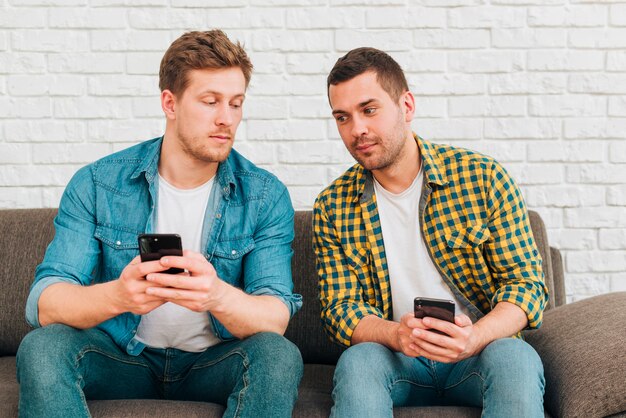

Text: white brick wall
xmin=0 ymin=2 xmax=624 ymax=302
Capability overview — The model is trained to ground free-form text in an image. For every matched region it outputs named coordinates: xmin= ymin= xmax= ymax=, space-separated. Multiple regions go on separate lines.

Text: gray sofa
xmin=0 ymin=208 xmax=624 ymax=418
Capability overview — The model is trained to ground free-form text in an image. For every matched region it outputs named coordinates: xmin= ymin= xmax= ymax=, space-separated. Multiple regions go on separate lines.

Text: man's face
xmin=170 ymin=67 xmax=246 ymax=164
xmin=329 ymin=71 xmax=410 ymax=172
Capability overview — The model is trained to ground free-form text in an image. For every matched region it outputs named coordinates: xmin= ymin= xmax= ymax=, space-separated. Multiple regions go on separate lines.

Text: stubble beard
xmin=351 ymin=112 xmax=408 ymax=172
xmin=178 ymin=131 xmax=233 ymax=164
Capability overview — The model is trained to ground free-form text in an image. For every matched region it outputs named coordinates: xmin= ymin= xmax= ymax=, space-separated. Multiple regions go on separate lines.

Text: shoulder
xmin=314 ymin=163 xmax=361 ymax=211
xmin=227 ymin=148 xmax=288 ymax=200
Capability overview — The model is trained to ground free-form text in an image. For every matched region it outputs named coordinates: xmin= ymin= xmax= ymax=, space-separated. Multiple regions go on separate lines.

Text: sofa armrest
xmin=524 ymin=292 xmax=626 ymax=418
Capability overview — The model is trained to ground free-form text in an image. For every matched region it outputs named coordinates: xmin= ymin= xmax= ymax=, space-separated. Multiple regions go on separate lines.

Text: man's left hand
xmin=408 ymin=315 xmax=486 ymax=363
xmin=144 ymin=250 xmax=228 ymax=313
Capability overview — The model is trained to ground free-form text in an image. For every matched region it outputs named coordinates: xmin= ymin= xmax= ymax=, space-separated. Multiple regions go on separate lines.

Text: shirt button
xmin=216 ymin=213 xmax=221 ymax=219
xmin=116 ymin=240 xmax=121 ymax=246
xmin=231 ymin=250 xmax=236 ymax=255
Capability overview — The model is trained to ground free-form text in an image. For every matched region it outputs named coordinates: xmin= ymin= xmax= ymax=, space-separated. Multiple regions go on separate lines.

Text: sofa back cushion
xmin=0 ymin=209 xmax=57 ymax=356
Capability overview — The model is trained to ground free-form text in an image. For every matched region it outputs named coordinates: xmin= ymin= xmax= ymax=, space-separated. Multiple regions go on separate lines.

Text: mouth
xmin=209 ymin=134 xmax=231 ymax=144
xmin=355 ymin=142 xmax=376 ymax=152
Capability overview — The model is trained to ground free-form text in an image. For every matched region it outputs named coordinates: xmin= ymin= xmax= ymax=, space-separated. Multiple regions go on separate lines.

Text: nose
xmin=350 ymin=115 xmax=368 ymax=139
xmin=215 ymin=103 xmax=233 ymax=127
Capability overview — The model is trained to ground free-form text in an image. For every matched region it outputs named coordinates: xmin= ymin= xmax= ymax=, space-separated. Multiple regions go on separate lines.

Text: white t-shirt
xmin=373 ymin=168 xmax=470 ymax=322
xmin=135 ymin=174 xmax=221 ymax=352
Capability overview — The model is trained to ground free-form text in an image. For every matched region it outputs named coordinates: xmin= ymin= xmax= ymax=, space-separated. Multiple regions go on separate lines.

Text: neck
xmin=159 ymin=132 xmax=218 ymax=189
xmin=372 ymin=132 xmax=421 ymax=194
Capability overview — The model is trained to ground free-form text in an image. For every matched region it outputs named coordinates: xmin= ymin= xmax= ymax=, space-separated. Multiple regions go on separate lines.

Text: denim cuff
xmin=25 ymin=276 xmax=81 ymax=328
xmin=250 ymin=288 xmax=303 ymax=318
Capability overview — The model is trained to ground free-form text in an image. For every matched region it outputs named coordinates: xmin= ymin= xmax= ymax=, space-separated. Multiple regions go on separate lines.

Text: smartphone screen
xmin=413 ymin=297 xmax=455 ymax=323
xmin=138 ymin=233 xmax=184 ymax=274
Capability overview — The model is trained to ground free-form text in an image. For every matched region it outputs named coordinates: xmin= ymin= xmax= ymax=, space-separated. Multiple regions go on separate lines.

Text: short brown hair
xmin=327 ymin=47 xmax=408 ymax=102
xmin=159 ymin=30 xmax=253 ymax=96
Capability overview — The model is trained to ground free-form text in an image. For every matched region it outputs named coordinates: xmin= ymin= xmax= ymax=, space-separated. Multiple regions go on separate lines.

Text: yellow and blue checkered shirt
xmin=313 ymin=136 xmax=548 ymax=347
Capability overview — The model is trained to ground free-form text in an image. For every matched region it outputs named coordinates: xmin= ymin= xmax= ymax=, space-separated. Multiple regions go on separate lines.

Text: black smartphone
xmin=138 ymin=233 xmax=184 ymax=274
xmin=414 ymin=297 xmax=455 ymax=323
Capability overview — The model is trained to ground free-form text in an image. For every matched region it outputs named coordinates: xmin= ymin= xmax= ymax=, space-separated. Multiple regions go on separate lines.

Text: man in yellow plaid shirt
xmin=313 ymin=47 xmax=548 ymax=417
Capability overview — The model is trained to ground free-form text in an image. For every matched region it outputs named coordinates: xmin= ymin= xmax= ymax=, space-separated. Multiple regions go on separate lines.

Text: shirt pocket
xmin=212 ymin=236 xmax=255 ymax=284
xmin=445 ymin=224 xmax=490 ymax=249
xmin=94 ymin=224 xmax=140 ymax=282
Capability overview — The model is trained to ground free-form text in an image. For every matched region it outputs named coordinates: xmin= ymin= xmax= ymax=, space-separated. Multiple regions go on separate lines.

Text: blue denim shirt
xmin=26 ymin=137 xmax=302 ymax=355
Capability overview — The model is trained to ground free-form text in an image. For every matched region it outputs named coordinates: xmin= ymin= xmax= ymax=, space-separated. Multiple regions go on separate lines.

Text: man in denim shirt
xmin=17 ymin=30 xmax=303 ymax=418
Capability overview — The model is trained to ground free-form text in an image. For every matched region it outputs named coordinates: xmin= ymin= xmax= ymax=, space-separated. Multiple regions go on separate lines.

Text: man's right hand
xmin=396 ymin=313 xmax=423 ymax=357
xmin=109 ymin=255 xmax=172 ymax=315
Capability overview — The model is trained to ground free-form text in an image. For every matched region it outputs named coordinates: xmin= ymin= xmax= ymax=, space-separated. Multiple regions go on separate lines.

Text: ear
xmin=400 ymin=90 xmax=415 ymax=123
xmin=161 ymin=89 xmax=176 ymax=120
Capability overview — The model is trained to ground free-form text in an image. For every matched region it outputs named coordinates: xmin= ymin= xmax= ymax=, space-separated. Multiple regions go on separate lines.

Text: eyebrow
xmin=199 ymin=90 xmax=246 ymax=99
xmin=331 ymin=98 xmax=378 ymax=115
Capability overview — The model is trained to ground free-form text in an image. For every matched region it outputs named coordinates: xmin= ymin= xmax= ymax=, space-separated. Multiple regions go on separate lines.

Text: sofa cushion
xmin=525 ymin=292 xmax=626 ymax=418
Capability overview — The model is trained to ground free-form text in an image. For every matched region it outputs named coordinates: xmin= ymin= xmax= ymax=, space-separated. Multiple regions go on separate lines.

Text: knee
xmin=244 ymin=332 xmax=303 ymax=385
xmin=334 ymin=343 xmax=392 ymax=386
xmin=480 ymin=338 xmax=544 ymax=387
xmin=16 ymin=324 xmax=83 ymax=382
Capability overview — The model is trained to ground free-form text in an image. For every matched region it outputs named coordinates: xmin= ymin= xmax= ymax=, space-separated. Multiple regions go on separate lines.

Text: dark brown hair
xmin=159 ymin=30 xmax=253 ymax=96
xmin=327 ymin=47 xmax=408 ymax=102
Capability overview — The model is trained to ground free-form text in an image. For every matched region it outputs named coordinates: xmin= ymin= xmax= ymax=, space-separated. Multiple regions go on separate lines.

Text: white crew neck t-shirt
xmin=135 ymin=174 xmax=221 ymax=352
xmin=373 ymin=168 xmax=470 ymax=322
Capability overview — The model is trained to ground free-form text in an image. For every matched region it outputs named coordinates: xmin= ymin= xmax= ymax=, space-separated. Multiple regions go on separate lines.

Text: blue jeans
xmin=16 ymin=324 xmax=303 ymax=418
xmin=330 ymin=338 xmax=545 ymax=418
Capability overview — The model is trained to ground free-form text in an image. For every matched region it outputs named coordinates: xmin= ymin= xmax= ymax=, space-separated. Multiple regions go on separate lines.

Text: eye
xmin=230 ymin=102 xmax=242 ymax=109
xmin=335 ymin=115 xmax=347 ymax=123
xmin=364 ymin=107 xmax=376 ymax=115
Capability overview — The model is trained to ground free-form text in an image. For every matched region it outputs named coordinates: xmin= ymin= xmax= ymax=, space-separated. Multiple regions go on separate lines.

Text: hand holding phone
xmin=138 ymin=234 xmax=184 ymax=274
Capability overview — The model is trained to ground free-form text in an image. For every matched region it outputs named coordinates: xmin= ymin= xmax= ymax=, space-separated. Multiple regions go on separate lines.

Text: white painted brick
xmin=329 ymin=0 xmax=404 ymax=5
xmin=246 ymin=120 xmax=326 ymax=141
xmin=49 ymin=8 xmax=126 ymax=29
xmin=529 ymin=95 xmax=606 ymax=117
xmin=8 ymin=0 xmax=85 ymax=4
xmin=245 ymin=97 xmax=289 ymax=120
xmin=7 ymin=75 xmax=51 ymax=96
xmin=366 ymin=7 xmax=445 ymax=29
xmin=289 ymin=97 xmax=329 ymax=119
xmin=92 ymin=30 xmax=172 ymax=51
xmin=0 ymin=165 xmax=79 ymax=186
xmin=599 ymin=229 xmax=626 ymax=250
xmin=278 ymin=142 xmax=352 ymax=164
xmin=565 ymin=273 xmax=611 ymax=295
xmin=567 ymin=165 xmax=626 ymax=184
xmin=527 ymin=207 xmax=564 ymax=228
xmin=546 ymin=228 xmax=596 ymax=250
xmin=0 ymin=187 xmax=43 ymax=209
xmin=527 ymin=50 xmax=604 ymax=71
xmin=129 ymin=9 xmax=207 ymax=29
xmin=49 ymin=75 xmax=86 ymax=96
xmin=610 ymin=5 xmax=626 ymax=26
xmin=3 ymin=120 xmax=87 ymax=142
xmin=0 ymin=32 xmax=6 ymax=51
xmin=443 ymin=29 xmax=490 ymax=49
xmin=33 ymin=143 xmax=111 ymax=164
xmin=569 ymin=74 xmax=626 ymax=94
xmin=415 ymin=118 xmax=482 ymax=140
xmin=609 ymin=141 xmax=626 ymax=163
xmin=89 ymin=75 xmax=157 ymax=96
xmin=492 ymin=28 xmax=566 ymax=48
xmin=564 ymin=118 xmax=626 ymax=139
xmin=412 ymin=0 xmax=483 ymax=5
xmin=528 ymin=5 xmax=607 ymax=27
xmin=489 ymin=74 xmax=566 ymax=95
xmin=396 ymin=51 xmax=446 ymax=73
xmin=12 ymin=30 xmax=90 ymax=52
xmin=0 ymin=53 xmax=45 ymax=74
xmin=233 ymin=142 xmax=276 ymax=165
xmin=326 ymin=163 xmax=357 ymax=184
xmin=54 ymin=97 xmax=132 ymax=119
xmin=448 ymin=51 xmax=524 ymax=73
xmin=290 ymin=186 xmax=326 ymax=211
xmin=407 ymin=74 xmax=485 ymax=95
xmin=449 ymin=96 xmax=526 ymax=117
xmin=569 ymin=29 xmax=626 ymax=48
xmin=286 ymin=52 xmax=339 ymax=75
xmin=565 ymin=207 xmax=626 ymax=228
xmin=0 ymin=144 xmax=31 ymax=164
xmin=126 ymin=52 xmax=162 ymax=75
xmin=6 ymin=97 xmax=52 ymax=118
xmin=412 ymin=29 xmax=445 ymax=48
xmin=451 ymin=140 xmax=526 ymax=162
xmin=567 ymin=251 xmax=626 ymax=273
xmin=528 ymin=141 xmax=604 ymax=162
xmin=244 ymin=8 xmax=285 ymax=28
xmin=48 ymin=53 xmax=125 ymax=74
xmin=172 ymin=0 xmax=247 ymax=6
xmin=0 ymin=78 xmax=5 ymax=95
xmin=410 ymin=97 xmax=447 ymax=118
xmin=289 ymin=75 xmax=327 ymax=96
xmin=131 ymin=97 xmax=162 ymax=118
xmin=448 ymin=6 xmax=525 ymax=28
xmin=248 ymin=52 xmax=286 ymax=75
xmin=492 ymin=0 xmax=565 ymax=3
xmin=610 ymin=274 xmax=626 ymax=292
xmin=253 ymin=0 xmax=325 ymax=5
xmin=607 ymin=185 xmax=626 ymax=206
xmin=41 ymin=186 xmax=65 ymax=208
xmin=247 ymin=75 xmax=289 ymax=96
xmin=336 ymin=30 xmax=412 ymax=52
xmin=607 ymin=51 xmax=626 ymax=71
xmin=271 ymin=166 xmax=327 ymax=186
xmin=88 ymin=120 xmax=164 ymax=142
xmin=524 ymin=185 xmax=604 ymax=207
xmin=91 ymin=0 xmax=168 ymax=5
xmin=254 ymin=30 xmax=333 ymax=52
xmin=485 ymin=118 xmax=560 ymax=139
xmin=505 ymin=163 xmax=563 ymax=185
xmin=0 ymin=8 xmax=46 ymax=28
xmin=287 ymin=8 xmax=364 ymax=29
